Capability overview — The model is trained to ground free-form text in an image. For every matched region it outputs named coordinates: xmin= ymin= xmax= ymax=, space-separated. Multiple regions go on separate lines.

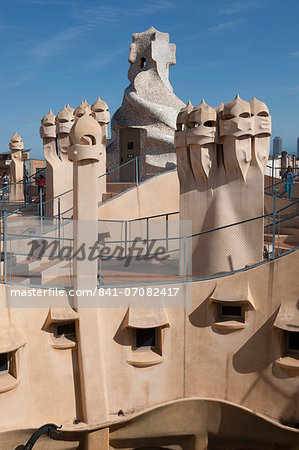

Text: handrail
xmin=276 ymin=199 xmax=299 ymax=214
xmin=186 ymin=213 xmax=270 ymax=240
xmin=105 ymin=200 xmax=296 ymax=229
xmin=266 ymin=163 xmax=299 ymax=169
xmin=265 ymin=172 xmax=299 ymax=190
xmin=99 ymin=157 xmax=137 ymax=180
xmin=1 ymin=151 xmax=298 ymax=231
xmin=6 ymin=232 xmax=73 ymax=241
xmin=0 ymin=168 xmax=45 ymax=208
xmin=1 ymin=167 xmax=44 ymax=189
xmin=264 ymin=212 xmax=299 ymax=229
xmin=41 ymin=188 xmax=73 ymax=206
xmin=2 ymin=197 xmax=298 ymax=288
xmin=190 ymin=245 xmax=299 ymax=283
xmin=1 ymin=145 xmax=175 ymax=215
xmin=127 ymin=211 xmax=179 ymax=222
xmin=4 ymin=210 xmax=295 ymax=244
xmin=4 ymin=186 xmax=299 ymax=235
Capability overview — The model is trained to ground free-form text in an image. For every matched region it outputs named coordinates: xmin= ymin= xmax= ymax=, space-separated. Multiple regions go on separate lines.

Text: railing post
xmin=58 ymin=197 xmax=61 ymax=255
xmin=271 ymin=156 xmax=275 ymax=194
xmin=135 ymin=157 xmax=139 ymax=186
xmin=272 ymin=188 xmax=277 ymax=260
xmin=3 ymin=210 xmax=7 ymax=284
xmin=166 ymin=214 xmax=169 ymax=252
xmin=146 ymin=218 xmax=149 ymax=253
xmin=98 ymin=253 xmax=103 ymax=287
xmin=277 ymin=210 xmax=280 ymax=256
xmin=124 ymin=220 xmax=128 ymax=258
xmin=39 ymin=188 xmax=43 ymax=234
xmin=183 ymin=236 xmax=187 ymax=282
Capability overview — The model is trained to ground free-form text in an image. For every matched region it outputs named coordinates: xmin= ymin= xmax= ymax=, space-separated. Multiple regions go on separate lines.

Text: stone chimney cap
xmin=56 ymin=105 xmax=74 ymax=123
xmin=249 ymin=97 xmax=269 ymax=116
xmin=41 ymin=109 xmax=56 ymax=126
xmin=10 ymin=132 xmax=22 ymax=142
xmin=75 ymin=100 xmax=91 ymax=118
xmin=91 ymin=96 xmax=108 ymax=112
xmin=222 ymin=94 xmax=251 ymax=119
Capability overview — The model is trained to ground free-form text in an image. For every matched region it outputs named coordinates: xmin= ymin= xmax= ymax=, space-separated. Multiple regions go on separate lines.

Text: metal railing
xmin=4 ymin=154 xmax=297 ymax=222
xmin=265 ymin=165 xmax=299 ymax=198
xmin=0 ymin=168 xmax=45 ymax=205
xmin=1 ymin=154 xmax=298 ymax=288
xmin=1 ymin=196 xmax=298 ymax=289
xmin=0 ymin=146 xmax=176 ymax=218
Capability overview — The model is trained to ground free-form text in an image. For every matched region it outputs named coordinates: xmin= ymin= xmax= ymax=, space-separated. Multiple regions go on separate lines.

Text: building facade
xmin=0 ymin=28 xmax=298 ymax=450
xmin=273 ymin=136 xmax=282 ymax=157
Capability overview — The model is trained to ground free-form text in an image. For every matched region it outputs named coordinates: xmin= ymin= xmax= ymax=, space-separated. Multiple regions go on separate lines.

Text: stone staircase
xmin=101 ymin=182 xmax=136 ymax=202
xmin=6 ymin=255 xmax=72 ymax=287
xmin=264 ymin=232 xmax=298 ymax=257
xmin=264 ymin=190 xmax=299 ymax=255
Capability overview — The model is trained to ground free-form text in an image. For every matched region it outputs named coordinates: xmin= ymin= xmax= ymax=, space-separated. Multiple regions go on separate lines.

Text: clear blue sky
xmin=0 ymin=0 xmax=298 ymax=158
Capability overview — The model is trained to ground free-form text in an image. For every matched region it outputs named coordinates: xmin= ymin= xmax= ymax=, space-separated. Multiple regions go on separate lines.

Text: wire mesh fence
xmin=264 ymin=171 xmax=299 ymax=199
xmin=106 ymin=146 xmax=176 ymax=184
xmin=3 ymin=214 xmax=73 ymax=288
xmin=0 ymin=168 xmax=45 ymax=205
xmin=1 ymin=202 xmax=298 ymax=289
xmin=190 ymin=215 xmax=266 ymax=280
xmin=1 ymin=147 xmax=177 ymax=218
xmin=2 ymin=215 xmax=185 ymax=288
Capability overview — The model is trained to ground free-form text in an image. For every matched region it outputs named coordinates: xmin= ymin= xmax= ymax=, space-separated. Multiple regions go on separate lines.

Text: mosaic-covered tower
xmin=108 ymin=27 xmax=185 ymax=180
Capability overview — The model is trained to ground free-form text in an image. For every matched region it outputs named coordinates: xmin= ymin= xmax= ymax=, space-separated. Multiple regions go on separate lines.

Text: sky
xmin=0 ymin=0 xmax=299 ymax=159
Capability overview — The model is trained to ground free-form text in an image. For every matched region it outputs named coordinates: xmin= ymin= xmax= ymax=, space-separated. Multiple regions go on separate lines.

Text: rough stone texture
xmin=175 ymin=95 xmax=271 ymax=276
xmin=41 ymin=98 xmax=110 ymax=216
xmin=41 ymin=108 xmax=73 ymax=217
xmin=68 ymin=113 xmax=108 ymax=425
xmin=9 ymin=132 xmax=24 ymax=201
xmin=107 ymin=27 xmax=184 ymax=173
xmin=91 ymin=96 xmax=110 ymax=193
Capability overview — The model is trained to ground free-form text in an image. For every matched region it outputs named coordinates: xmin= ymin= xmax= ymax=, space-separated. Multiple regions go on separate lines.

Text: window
xmin=51 ymin=321 xmax=77 ymax=349
xmin=136 ymin=328 xmax=156 ymax=348
xmin=0 ymin=352 xmax=16 ymax=379
xmin=285 ymin=331 xmax=299 ymax=355
xmin=126 ymin=325 xmax=166 ymax=367
xmin=0 ymin=353 xmax=9 ymax=375
xmin=275 ymin=330 xmax=299 ymax=371
xmin=217 ymin=304 xmax=245 ymax=323
xmin=140 ymin=57 xmax=146 ymax=68
xmin=127 ymin=142 xmax=134 ymax=150
xmin=133 ymin=328 xmax=161 ymax=353
xmin=56 ymin=322 xmax=76 ymax=338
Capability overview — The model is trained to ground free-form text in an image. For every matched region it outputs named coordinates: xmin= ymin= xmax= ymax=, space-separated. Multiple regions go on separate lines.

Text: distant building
xmin=0 ymin=149 xmax=29 ymax=178
xmin=273 ymin=136 xmax=282 ymax=156
xmin=23 ymin=157 xmax=45 ymax=178
xmin=0 ymin=149 xmax=45 ymax=178
xmin=265 ymin=155 xmax=281 ymax=178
